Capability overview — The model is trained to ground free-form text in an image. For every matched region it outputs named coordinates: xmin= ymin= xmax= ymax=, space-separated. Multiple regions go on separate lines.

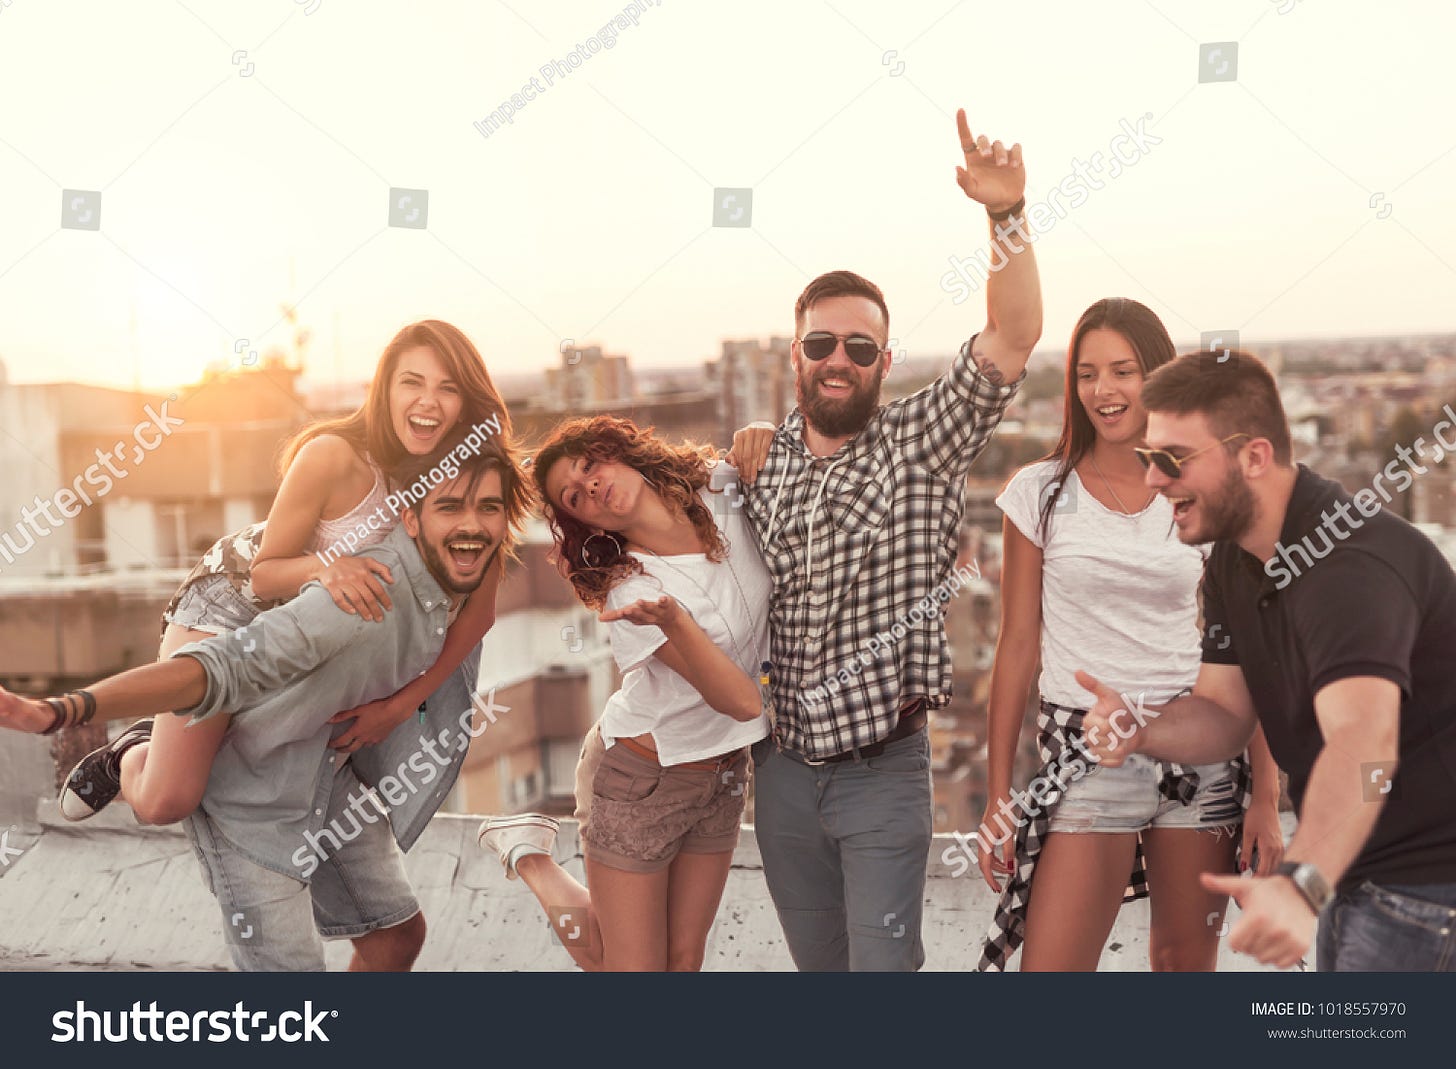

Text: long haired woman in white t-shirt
xmin=476 ymin=415 xmax=771 ymax=971
xmin=977 ymin=298 xmax=1285 ymax=972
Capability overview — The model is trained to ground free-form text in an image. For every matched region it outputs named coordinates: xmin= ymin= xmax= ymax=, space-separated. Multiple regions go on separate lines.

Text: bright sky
xmin=1 ymin=0 xmax=1452 ymax=391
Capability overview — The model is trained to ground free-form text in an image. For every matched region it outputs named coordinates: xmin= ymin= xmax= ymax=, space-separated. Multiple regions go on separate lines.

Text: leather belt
xmin=615 ymin=734 xmax=742 ymax=774
xmin=796 ymin=702 xmax=928 ymax=766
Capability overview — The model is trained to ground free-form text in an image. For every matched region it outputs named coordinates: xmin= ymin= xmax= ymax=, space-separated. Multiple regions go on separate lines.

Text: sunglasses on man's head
xmin=1134 ymin=433 xmax=1250 ymax=478
xmin=798 ymin=331 xmax=885 ymax=367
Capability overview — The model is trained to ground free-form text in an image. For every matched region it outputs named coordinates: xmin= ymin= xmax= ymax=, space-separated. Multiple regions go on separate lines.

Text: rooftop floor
xmin=0 ymin=797 xmax=1292 ymax=972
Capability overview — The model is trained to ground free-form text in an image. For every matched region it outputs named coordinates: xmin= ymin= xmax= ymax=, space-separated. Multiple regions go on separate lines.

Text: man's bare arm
xmin=1076 ymin=662 xmax=1259 ymax=766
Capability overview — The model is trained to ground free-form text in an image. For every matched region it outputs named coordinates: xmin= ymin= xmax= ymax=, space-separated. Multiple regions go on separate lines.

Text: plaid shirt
xmin=743 ymin=336 xmax=1021 ymax=759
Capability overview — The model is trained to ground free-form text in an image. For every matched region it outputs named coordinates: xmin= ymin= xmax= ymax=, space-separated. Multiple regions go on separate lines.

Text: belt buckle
xmin=800 ymin=752 xmax=829 ymax=767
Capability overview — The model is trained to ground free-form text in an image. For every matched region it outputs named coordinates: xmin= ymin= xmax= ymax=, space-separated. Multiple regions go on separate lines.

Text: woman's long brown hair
xmin=277 ymin=320 xmax=512 ymax=482
xmin=1033 ymin=297 xmax=1177 ymax=540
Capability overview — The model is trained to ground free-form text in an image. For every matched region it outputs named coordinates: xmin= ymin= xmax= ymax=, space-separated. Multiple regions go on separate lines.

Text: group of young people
xmin=1 ymin=111 xmax=1452 ymax=973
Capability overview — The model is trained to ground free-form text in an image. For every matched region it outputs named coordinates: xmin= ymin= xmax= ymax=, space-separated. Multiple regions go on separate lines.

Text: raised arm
xmin=957 ymin=108 xmax=1042 ymax=384
xmin=892 ymin=111 xmax=1041 ymax=477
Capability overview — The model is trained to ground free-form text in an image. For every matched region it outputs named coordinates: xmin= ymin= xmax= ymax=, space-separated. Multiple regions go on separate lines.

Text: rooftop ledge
xmin=0 ymin=802 xmax=1289 ymax=972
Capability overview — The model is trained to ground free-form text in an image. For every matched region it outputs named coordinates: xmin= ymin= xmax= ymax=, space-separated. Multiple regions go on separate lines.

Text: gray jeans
xmin=752 ymin=729 xmax=932 ymax=971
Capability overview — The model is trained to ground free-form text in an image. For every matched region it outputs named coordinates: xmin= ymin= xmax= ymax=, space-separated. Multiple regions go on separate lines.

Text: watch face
xmin=1293 ymin=864 xmax=1332 ymax=909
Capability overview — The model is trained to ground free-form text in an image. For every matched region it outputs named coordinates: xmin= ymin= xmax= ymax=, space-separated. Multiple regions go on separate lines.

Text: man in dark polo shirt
xmin=1076 ymin=349 xmax=1456 ymax=971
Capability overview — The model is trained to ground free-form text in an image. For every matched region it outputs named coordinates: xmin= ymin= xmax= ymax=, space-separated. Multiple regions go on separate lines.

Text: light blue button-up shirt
xmin=174 ymin=523 xmax=486 ymax=879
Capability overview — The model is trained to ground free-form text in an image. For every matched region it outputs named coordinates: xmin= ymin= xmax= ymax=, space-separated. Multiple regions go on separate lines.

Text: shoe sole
xmin=477 ymin=815 xmax=560 ymax=847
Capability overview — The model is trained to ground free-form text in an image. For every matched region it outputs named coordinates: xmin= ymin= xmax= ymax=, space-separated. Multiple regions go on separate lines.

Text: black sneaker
xmin=58 ymin=719 xmax=153 ymax=822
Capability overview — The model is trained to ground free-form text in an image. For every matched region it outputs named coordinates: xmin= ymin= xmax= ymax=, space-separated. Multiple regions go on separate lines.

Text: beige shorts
xmin=580 ymin=737 xmax=749 ymax=875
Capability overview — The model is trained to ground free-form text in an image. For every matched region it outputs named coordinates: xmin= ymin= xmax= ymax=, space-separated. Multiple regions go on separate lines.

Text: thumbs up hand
xmin=1074 ymin=670 xmax=1153 ymax=768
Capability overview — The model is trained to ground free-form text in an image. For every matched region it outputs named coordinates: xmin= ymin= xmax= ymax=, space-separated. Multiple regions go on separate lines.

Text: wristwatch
xmin=1276 ymin=861 xmax=1333 ymax=914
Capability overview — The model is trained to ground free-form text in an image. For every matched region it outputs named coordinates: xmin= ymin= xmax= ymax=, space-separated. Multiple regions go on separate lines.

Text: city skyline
xmin=1 ymin=0 xmax=1453 ymax=393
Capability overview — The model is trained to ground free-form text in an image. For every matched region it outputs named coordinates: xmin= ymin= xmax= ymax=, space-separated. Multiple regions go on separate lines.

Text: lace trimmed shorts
xmin=581 ymin=740 xmax=749 ymax=874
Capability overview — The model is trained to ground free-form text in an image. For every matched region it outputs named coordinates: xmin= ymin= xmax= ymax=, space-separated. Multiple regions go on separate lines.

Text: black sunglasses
xmin=1134 ymin=433 xmax=1250 ymax=478
xmin=798 ymin=331 xmax=885 ymax=367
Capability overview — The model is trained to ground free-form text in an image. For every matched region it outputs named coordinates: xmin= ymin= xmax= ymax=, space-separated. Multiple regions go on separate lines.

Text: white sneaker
xmin=477 ymin=815 xmax=560 ymax=880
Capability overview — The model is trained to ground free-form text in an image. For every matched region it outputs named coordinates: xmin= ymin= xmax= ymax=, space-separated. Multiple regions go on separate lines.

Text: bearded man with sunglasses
xmin=1079 ymin=350 xmax=1456 ymax=971
xmin=727 ymin=109 xmax=1042 ymax=971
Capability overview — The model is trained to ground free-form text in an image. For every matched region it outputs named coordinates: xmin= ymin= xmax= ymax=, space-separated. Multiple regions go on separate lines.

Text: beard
xmin=420 ymin=539 xmax=498 ymax=595
xmin=795 ymin=364 xmax=882 ymax=439
xmin=1191 ymin=464 xmax=1257 ymax=544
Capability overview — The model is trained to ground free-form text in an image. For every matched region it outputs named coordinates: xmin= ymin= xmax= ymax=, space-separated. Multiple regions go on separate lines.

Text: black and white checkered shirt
xmin=743 ymin=337 xmax=1021 ymax=759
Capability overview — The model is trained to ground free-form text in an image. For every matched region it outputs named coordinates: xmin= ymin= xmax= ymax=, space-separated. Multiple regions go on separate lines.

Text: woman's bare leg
xmin=513 ymin=853 xmax=605 ymax=972
xmin=1020 ymin=831 xmax=1139 ymax=971
xmin=664 ymin=849 xmax=735 ymax=972
xmin=585 ymin=857 xmax=671 ymax=971
xmin=117 ymin=623 xmax=231 ymax=825
xmin=1143 ymin=825 xmax=1239 ymax=972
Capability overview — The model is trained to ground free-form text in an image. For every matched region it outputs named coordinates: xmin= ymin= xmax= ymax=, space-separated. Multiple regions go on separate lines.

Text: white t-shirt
xmin=599 ymin=461 xmax=772 ymax=766
xmin=996 ymin=459 xmax=1205 ymax=709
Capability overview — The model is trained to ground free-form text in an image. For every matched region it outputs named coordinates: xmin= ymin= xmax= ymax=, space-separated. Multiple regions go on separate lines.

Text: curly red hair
xmin=532 ymin=416 xmax=726 ymax=610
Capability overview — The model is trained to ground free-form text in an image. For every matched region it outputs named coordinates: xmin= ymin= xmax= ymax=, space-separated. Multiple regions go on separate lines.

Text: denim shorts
xmin=164 ymin=573 xmax=260 ymax=634
xmin=1047 ymin=752 xmax=1243 ymax=833
xmin=1317 ymin=880 xmax=1456 ymax=971
xmin=186 ymin=764 xmax=420 ymax=971
xmin=582 ymin=741 xmax=748 ymax=874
